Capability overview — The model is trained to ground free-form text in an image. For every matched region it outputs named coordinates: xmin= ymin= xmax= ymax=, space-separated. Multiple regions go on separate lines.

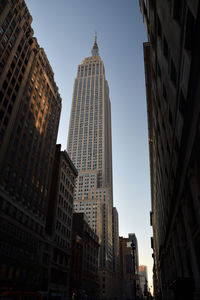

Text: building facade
xmin=112 ymin=207 xmax=120 ymax=275
xmin=128 ymin=233 xmax=139 ymax=276
xmin=139 ymin=1 xmax=200 ymax=299
xmin=46 ymin=144 xmax=78 ymax=298
xmin=70 ymin=213 xmax=99 ymax=300
xmin=111 ymin=207 xmax=121 ymax=300
xmin=119 ymin=236 xmax=136 ymax=300
xmin=0 ymin=0 xmax=61 ymax=292
xmin=67 ymin=35 xmax=118 ymax=299
xmin=138 ymin=265 xmax=148 ymax=296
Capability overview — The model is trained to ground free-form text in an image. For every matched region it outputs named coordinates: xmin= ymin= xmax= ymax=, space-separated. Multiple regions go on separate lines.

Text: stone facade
xmin=67 ymin=36 xmax=118 ymax=299
xmin=0 ymin=0 xmax=61 ymax=293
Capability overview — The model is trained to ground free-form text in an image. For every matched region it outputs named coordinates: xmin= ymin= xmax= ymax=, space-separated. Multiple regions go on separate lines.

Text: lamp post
xmin=131 ymin=241 xmax=137 ymax=300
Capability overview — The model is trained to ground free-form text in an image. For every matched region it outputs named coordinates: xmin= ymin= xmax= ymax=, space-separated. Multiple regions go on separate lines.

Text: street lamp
xmin=131 ymin=241 xmax=137 ymax=300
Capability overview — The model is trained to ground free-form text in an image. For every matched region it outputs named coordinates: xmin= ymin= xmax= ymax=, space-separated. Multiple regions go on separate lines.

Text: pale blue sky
xmin=25 ymin=0 xmax=153 ymax=286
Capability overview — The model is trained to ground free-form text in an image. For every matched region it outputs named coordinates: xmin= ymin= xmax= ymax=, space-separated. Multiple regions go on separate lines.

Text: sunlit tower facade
xmin=67 ymin=35 xmax=115 ymax=296
xmin=0 ymin=0 xmax=61 ymax=290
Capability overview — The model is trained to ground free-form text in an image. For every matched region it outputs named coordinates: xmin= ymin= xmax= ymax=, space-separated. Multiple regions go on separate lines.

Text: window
xmin=3 ymin=80 xmax=8 ymax=90
xmin=169 ymin=108 xmax=173 ymax=128
xmin=15 ymin=68 xmax=19 ymax=76
xmin=7 ymin=11 xmax=12 ymax=21
xmin=184 ymin=8 xmax=195 ymax=51
xmin=11 ymin=20 xmax=16 ymax=28
xmin=8 ymin=42 xmax=13 ymax=49
xmin=0 ymin=109 xmax=4 ymax=120
xmin=11 ymin=34 xmax=16 ymax=42
xmin=0 ymin=26 xmax=4 ymax=35
xmin=0 ymin=42 xmax=4 ymax=51
xmin=170 ymin=59 xmax=177 ymax=86
xmin=157 ymin=15 xmax=162 ymax=37
xmin=3 ymin=19 xmax=8 ymax=27
xmin=3 ymin=35 xmax=8 ymax=43
xmin=163 ymin=84 xmax=167 ymax=102
xmin=179 ymin=90 xmax=186 ymax=118
xmin=18 ymin=59 xmax=22 ymax=67
xmin=11 ymin=93 xmax=16 ymax=102
xmin=172 ymin=0 xmax=183 ymax=24
xmin=157 ymin=62 xmax=161 ymax=79
xmin=163 ymin=36 xmax=169 ymax=59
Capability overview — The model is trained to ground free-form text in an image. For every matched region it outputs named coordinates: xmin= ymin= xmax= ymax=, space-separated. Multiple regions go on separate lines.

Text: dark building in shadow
xmin=70 ymin=213 xmax=99 ymax=300
xmin=139 ymin=1 xmax=200 ymax=299
xmin=119 ymin=235 xmax=140 ymax=300
xmin=46 ymin=145 xmax=78 ymax=298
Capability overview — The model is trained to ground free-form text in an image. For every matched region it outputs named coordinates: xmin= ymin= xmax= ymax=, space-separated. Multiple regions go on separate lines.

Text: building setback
xmin=67 ymin=35 xmax=119 ymax=299
xmin=139 ymin=1 xmax=200 ymax=299
xmin=46 ymin=144 xmax=78 ymax=298
xmin=0 ymin=0 xmax=61 ymax=292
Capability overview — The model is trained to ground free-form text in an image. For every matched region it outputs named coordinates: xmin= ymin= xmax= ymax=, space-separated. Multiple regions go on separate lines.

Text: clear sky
xmin=25 ymin=0 xmax=153 ymax=288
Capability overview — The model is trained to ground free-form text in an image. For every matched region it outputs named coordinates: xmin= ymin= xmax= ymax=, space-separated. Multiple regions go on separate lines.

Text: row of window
xmin=56 ymin=220 xmax=71 ymax=239
xmin=0 ymin=200 xmax=44 ymax=235
xmin=55 ymin=234 xmax=70 ymax=249
xmin=57 ymin=206 xmax=72 ymax=226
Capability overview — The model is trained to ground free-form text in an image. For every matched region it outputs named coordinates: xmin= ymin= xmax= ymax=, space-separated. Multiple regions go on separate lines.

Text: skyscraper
xmin=0 ymin=0 xmax=61 ymax=291
xmin=67 ymin=35 xmax=117 ymax=298
xmin=139 ymin=1 xmax=200 ymax=299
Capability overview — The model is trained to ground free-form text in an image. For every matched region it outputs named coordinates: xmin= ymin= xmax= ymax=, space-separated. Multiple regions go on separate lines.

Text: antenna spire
xmin=91 ymin=32 xmax=99 ymax=56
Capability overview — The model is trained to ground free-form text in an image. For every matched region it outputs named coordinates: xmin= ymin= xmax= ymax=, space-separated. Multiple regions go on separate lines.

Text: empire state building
xmin=67 ymin=35 xmax=117 ymax=293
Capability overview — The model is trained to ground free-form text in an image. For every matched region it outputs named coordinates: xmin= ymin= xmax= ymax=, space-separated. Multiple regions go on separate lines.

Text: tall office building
xmin=139 ymin=1 xmax=200 ymax=299
xmin=0 ymin=0 xmax=61 ymax=291
xmin=46 ymin=145 xmax=78 ymax=297
xmin=67 ymin=35 xmax=116 ymax=298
